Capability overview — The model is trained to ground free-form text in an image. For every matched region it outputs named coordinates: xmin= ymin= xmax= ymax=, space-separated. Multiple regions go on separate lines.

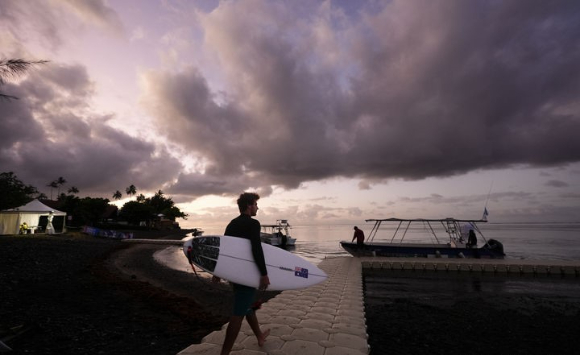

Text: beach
xmin=2 ymin=231 xmax=580 ymax=355
xmin=0 ymin=231 xmax=278 ymax=355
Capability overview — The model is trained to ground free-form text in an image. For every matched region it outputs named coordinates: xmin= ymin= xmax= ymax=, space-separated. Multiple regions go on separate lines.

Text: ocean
xmin=190 ymin=222 xmax=580 ymax=264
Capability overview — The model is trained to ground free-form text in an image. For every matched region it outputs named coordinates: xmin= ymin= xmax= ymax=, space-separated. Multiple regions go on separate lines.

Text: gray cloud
xmin=139 ymin=1 xmax=580 ymax=199
xmin=0 ymin=63 xmax=183 ymax=197
xmin=2 ymin=0 xmax=580 ymax=205
xmin=545 ymin=180 xmax=569 ymax=188
xmin=60 ymin=0 xmax=125 ymax=35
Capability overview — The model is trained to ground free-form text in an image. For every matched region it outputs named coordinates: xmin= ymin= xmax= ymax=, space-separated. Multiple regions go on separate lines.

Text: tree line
xmin=0 ymin=172 xmax=187 ymax=228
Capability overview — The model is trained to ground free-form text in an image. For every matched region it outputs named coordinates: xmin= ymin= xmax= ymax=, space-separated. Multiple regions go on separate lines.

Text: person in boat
xmin=352 ymin=226 xmax=365 ymax=246
xmin=466 ymin=229 xmax=478 ymax=248
xmin=213 ymin=192 xmax=270 ymax=355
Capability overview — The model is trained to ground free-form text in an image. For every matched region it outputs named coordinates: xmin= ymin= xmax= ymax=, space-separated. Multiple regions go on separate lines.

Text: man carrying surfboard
xmin=215 ymin=192 xmax=271 ymax=354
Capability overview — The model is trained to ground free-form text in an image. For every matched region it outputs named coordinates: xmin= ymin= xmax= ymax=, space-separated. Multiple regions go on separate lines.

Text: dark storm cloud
xmin=545 ymin=180 xmax=568 ymax=188
xmin=143 ymin=0 xmax=580 ymax=195
xmin=0 ymin=63 xmax=183 ymax=197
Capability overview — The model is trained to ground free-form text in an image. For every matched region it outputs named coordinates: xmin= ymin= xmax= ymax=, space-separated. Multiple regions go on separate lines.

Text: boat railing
xmin=365 ymin=218 xmax=490 ymax=247
xmin=262 ymin=220 xmax=292 ymax=236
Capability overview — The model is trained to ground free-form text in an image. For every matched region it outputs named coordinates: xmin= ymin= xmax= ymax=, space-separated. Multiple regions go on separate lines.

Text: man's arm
xmin=249 ymin=221 xmax=270 ymax=289
xmin=249 ymin=221 xmax=268 ymax=276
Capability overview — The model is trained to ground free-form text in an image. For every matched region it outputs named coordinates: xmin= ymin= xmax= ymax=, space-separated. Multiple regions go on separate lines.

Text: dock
xmin=178 ymin=256 xmax=579 ymax=355
xmin=360 ymin=256 xmax=580 ymax=276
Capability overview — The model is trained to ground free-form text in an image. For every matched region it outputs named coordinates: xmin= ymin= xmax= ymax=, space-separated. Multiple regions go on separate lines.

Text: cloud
xmin=0 ymin=0 xmax=124 ymax=52
xmin=2 ymin=0 xmax=580 ymax=206
xmin=0 ymin=63 xmax=183 ymax=197
xmin=140 ymin=0 xmax=580 ymax=198
xmin=130 ymin=26 xmax=145 ymax=41
xmin=545 ymin=180 xmax=569 ymax=188
xmin=59 ymin=0 xmax=125 ymax=35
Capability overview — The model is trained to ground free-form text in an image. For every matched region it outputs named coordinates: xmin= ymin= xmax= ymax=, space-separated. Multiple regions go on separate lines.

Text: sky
xmin=1 ymin=0 xmax=580 ymax=229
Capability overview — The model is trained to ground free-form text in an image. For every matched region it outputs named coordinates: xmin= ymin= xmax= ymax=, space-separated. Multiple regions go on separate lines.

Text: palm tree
xmin=56 ymin=177 xmax=66 ymax=195
xmin=126 ymin=184 xmax=137 ymax=197
xmin=113 ymin=190 xmax=122 ymax=200
xmin=68 ymin=186 xmax=79 ymax=194
xmin=47 ymin=181 xmax=58 ymax=200
xmin=136 ymin=194 xmax=146 ymax=203
xmin=1 ymin=59 xmax=49 ymax=100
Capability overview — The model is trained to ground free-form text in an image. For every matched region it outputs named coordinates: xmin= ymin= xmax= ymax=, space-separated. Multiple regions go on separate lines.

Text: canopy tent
xmin=0 ymin=199 xmax=66 ymax=235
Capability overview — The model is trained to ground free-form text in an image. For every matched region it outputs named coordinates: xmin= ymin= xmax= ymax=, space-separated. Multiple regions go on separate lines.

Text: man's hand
xmin=259 ymin=275 xmax=270 ymax=291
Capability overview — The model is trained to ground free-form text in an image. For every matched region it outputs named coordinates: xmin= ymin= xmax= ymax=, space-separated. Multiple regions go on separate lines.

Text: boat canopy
xmin=364 ymin=217 xmax=488 ymax=245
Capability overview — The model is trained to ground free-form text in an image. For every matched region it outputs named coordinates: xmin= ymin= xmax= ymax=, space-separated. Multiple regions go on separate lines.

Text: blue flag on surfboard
xmin=482 ymin=207 xmax=489 ymax=221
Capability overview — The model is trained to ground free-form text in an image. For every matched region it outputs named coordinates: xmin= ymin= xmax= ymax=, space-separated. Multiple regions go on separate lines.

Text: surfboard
xmin=182 ymin=235 xmax=327 ymax=291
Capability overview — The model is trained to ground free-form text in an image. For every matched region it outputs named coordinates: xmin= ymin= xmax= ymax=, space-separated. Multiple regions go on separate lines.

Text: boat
xmin=340 ymin=218 xmax=505 ymax=259
xmin=191 ymin=228 xmax=204 ymax=237
xmin=260 ymin=219 xmax=296 ymax=247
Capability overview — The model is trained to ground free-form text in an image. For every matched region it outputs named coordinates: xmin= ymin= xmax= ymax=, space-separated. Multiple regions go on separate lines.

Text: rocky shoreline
xmin=0 ymin=231 xmax=276 ymax=355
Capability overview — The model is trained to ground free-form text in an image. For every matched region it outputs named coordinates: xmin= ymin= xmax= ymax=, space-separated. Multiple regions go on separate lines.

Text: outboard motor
xmin=483 ymin=239 xmax=505 ymax=257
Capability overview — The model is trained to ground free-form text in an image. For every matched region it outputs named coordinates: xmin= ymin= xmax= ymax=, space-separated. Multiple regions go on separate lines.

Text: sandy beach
xmin=2 ymin=232 xmax=580 ymax=355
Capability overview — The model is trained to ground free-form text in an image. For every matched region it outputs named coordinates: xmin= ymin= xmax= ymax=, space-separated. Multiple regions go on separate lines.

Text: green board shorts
xmin=232 ymin=283 xmax=257 ymax=316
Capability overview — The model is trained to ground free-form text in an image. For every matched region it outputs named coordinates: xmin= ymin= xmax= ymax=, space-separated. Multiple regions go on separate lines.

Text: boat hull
xmin=260 ymin=234 xmax=296 ymax=247
xmin=340 ymin=240 xmax=505 ymax=259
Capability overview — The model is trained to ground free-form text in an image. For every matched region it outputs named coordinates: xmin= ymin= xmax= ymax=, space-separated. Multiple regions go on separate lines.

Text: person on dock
xmin=214 ymin=192 xmax=270 ymax=355
xmin=352 ymin=226 xmax=365 ymax=246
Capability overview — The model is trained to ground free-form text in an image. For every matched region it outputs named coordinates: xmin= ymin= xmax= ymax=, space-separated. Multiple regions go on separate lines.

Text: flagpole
xmin=482 ymin=180 xmax=493 ymax=221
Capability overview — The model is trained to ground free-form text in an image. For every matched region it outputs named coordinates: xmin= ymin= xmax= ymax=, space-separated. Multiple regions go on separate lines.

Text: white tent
xmin=0 ymin=199 xmax=66 ymax=235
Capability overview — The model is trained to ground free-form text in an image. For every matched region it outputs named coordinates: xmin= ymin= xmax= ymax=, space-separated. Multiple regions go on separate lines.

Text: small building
xmin=0 ymin=199 xmax=67 ymax=235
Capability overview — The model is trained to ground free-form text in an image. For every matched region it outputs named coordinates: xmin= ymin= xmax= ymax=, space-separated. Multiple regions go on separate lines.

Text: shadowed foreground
xmin=0 ymin=232 xmax=280 ymax=355
xmin=365 ymin=269 xmax=580 ymax=355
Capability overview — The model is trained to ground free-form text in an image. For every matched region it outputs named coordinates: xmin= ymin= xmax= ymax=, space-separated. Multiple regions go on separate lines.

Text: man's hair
xmin=237 ymin=192 xmax=260 ymax=213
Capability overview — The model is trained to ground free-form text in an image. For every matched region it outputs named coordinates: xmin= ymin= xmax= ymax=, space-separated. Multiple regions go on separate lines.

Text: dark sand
xmin=0 ymin=231 xmax=278 ymax=355
xmin=364 ymin=269 xmax=580 ymax=355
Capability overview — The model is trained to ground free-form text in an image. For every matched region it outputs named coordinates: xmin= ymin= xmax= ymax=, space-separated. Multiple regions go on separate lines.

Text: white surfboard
xmin=183 ymin=235 xmax=327 ymax=291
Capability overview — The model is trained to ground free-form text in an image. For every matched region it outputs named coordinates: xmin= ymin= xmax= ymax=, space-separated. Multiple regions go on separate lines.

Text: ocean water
xmin=195 ymin=222 xmax=580 ymax=264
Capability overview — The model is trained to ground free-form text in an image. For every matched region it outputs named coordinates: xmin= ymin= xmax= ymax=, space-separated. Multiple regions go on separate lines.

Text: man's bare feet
xmin=257 ymin=329 xmax=270 ymax=347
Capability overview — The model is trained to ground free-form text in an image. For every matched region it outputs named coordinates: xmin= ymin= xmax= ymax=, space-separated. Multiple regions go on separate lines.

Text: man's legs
xmin=221 ymin=315 xmax=244 ymax=355
xmin=246 ymin=312 xmax=270 ymax=346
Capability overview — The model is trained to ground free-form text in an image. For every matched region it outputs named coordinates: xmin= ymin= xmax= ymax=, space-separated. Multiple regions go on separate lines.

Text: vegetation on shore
xmin=0 ymin=171 xmax=187 ymax=229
